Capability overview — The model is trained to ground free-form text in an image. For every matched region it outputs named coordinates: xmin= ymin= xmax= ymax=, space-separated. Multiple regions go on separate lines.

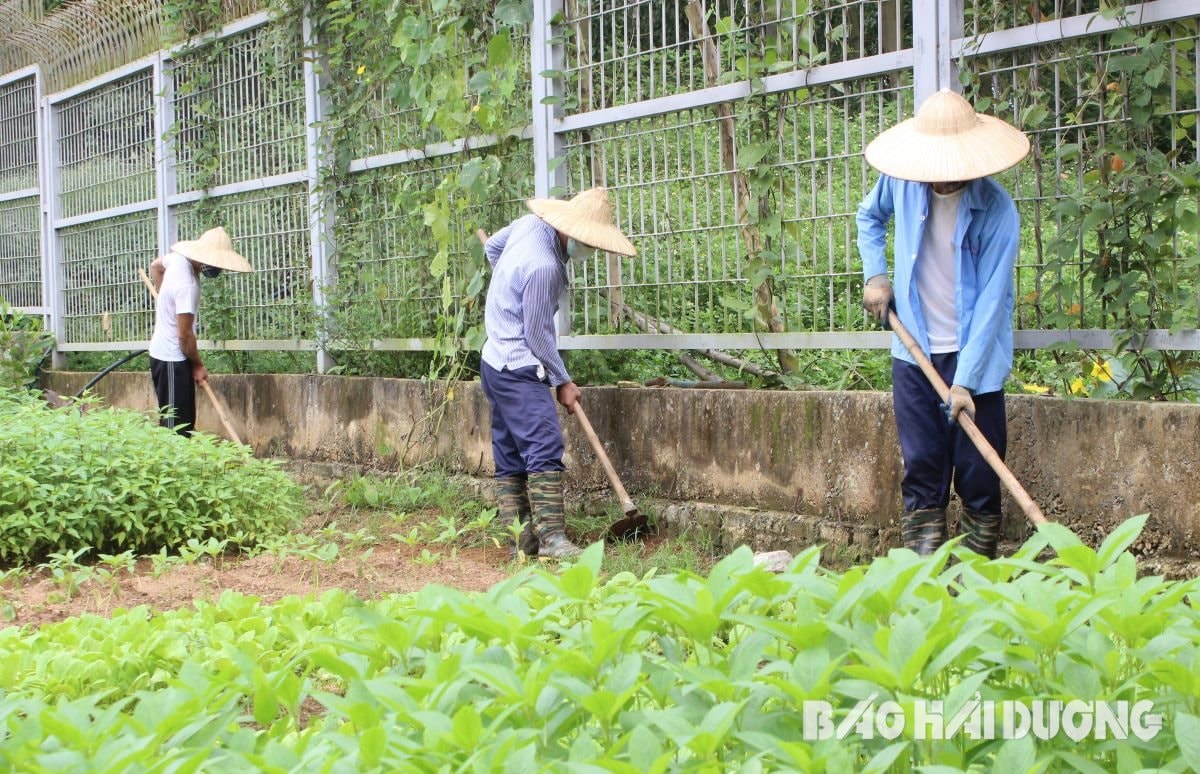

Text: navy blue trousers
xmin=892 ymin=354 xmax=1006 ymax=513
xmin=480 ymin=362 xmax=565 ymax=478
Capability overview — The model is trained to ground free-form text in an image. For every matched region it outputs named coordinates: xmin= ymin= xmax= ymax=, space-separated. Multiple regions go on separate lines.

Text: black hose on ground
xmin=74 ymin=350 xmax=149 ymax=398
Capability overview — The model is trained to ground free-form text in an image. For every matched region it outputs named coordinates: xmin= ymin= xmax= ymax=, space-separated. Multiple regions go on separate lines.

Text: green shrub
xmin=0 ymin=304 xmax=53 ymax=392
xmin=0 ymin=389 xmax=304 ymax=564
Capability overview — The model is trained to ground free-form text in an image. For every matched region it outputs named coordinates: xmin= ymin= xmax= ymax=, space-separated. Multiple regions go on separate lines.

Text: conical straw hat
xmin=526 ymin=187 xmax=637 ymax=256
xmin=171 ymin=227 xmax=254 ymax=273
xmin=865 ymin=89 xmax=1030 ymax=182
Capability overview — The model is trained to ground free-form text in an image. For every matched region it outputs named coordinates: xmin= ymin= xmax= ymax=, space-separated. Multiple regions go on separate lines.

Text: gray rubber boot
xmin=527 ymin=470 xmax=583 ymax=560
xmin=959 ymin=509 xmax=1002 ymax=559
xmin=496 ymin=475 xmax=538 ymax=558
xmin=902 ymin=508 xmax=947 ymax=556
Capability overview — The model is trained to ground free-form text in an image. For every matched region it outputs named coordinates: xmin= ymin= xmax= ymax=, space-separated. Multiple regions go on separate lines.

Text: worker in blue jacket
xmin=856 ymin=89 xmax=1030 ymax=558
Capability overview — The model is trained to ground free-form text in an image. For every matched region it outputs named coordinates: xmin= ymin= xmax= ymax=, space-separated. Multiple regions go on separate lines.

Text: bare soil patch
xmin=4 ymin=543 xmax=514 ymax=628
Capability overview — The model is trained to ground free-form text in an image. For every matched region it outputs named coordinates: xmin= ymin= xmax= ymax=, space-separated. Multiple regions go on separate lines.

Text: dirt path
xmin=3 ymin=543 xmax=515 ymax=628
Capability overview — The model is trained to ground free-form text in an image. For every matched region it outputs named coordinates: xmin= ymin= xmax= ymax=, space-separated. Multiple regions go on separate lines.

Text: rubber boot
xmin=901 ymin=508 xmax=947 ymax=556
xmin=527 ymin=470 xmax=583 ymax=560
xmin=496 ymin=475 xmax=538 ymax=558
xmin=958 ymin=509 xmax=1002 ymax=559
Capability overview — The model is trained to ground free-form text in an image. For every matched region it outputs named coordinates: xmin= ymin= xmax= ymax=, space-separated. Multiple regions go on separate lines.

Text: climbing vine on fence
xmin=956 ymin=10 xmax=1200 ymax=400
xmin=140 ymin=0 xmax=1200 ymax=400
xmin=1047 ymin=18 xmax=1200 ymax=400
xmin=155 ymin=0 xmax=534 ymax=389
xmin=288 ymin=0 xmax=534 ymax=382
xmin=985 ymin=15 xmax=1200 ymax=400
xmin=162 ymin=0 xmax=310 ymax=372
xmin=162 ymin=0 xmax=237 ymax=367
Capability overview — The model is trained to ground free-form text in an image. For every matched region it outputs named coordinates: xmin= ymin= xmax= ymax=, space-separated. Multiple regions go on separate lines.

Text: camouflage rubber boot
xmin=958 ymin=509 xmax=1002 ymax=559
xmin=527 ymin=470 xmax=583 ymax=560
xmin=496 ymin=475 xmax=539 ymax=558
xmin=901 ymin=508 xmax=947 ymax=556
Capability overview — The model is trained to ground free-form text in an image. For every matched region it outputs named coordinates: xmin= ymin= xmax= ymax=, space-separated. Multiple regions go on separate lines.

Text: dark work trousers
xmin=892 ymin=354 xmax=1006 ymax=514
xmin=480 ymin=362 xmax=565 ymax=478
xmin=150 ymin=356 xmax=196 ymax=437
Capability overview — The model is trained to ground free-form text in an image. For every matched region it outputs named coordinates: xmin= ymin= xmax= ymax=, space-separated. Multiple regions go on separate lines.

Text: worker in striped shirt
xmin=480 ymin=187 xmax=637 ymax=561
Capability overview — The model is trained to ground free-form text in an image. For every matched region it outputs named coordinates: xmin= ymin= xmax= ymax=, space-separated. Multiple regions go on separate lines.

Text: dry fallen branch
xmin=601 ymin=288 xmax=776 ymax=381
xmin=684 ymin=0 xmax=799 ymax=376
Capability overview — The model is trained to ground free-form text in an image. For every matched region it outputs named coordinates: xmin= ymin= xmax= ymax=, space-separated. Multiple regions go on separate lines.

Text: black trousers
xmin=150 ymin=356 xmax=196 ymax=437
xmin=892 ymin=354 xmax=1006 ymax=514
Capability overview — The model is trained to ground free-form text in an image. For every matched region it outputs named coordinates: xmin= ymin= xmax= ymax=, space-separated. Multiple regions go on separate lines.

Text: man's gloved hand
xmin=948 ymin=384 xmax=975 ymax=424
xmin=862 ymin=274 xmax=894 ymax=326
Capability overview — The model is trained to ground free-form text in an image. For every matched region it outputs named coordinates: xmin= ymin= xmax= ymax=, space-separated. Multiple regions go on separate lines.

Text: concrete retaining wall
xmin=43 ymin=371 xmax=1200 ymax=574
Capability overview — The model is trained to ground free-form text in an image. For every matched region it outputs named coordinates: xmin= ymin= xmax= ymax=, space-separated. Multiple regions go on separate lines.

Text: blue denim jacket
xmin=856 ymin=174 xmax=1019 ymax=394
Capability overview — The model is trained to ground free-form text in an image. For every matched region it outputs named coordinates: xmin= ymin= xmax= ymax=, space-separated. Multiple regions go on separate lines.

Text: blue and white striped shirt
xmin=481 ymin=214 xmax=572 ymax=386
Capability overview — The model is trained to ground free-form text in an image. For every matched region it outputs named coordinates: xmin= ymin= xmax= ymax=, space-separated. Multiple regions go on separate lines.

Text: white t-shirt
xmin=148 ymin=252 xmax=200 ymax=362
xmin=915 ymin=188 xmax=963 ymax=354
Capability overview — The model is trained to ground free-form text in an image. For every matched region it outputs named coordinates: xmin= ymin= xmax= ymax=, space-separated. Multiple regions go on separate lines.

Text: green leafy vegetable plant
xmin=0 ymin=389 xmax=304 ymax=565
xmin=0 ymin=516 xmax=1195 ymax=771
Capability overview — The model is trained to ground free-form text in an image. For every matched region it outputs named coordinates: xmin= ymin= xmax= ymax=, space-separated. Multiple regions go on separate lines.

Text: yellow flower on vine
xmin=1022 ymin=383 xmax=1050 ymax=394
xmin=356 ymin=64 xmax=366 ymax=75
xmin=1069 ymin=377 xmax=1087 ymax=395
xmin=1091 ymin=359 xmax=1114 ymax=382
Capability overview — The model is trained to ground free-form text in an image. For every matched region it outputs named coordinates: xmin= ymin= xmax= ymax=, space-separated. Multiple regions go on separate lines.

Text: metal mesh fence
xmin=60 ymin=210 xmax=157 ymax=343
xmin=0 ymin=74 xmax=38 ymax=194
xmin=966 ymin=19 xmax=1200 ymax=330
xmin=565 ymin=107 xmax=761 ymax=336
xmin=333 ymin=22 xmax=532 ymax=160
xmin=328 ymin=12 xmax=458 ymax=160
xmin=965 ymin=0 xmax=1104 ymax=35
xmin=0 ymin=197 xmax=41 ymax=308
xmin=55 ymin=68 xmax=156 ymax=219
xmin=563 ymin=75 xmax=910 ymax=336
xmin=333 ymin=167 xmax=441 ymax=339
xmin=2 ymin=2 xmax=1198 ymax=357
xmin=563 ymin=0 xmax=908 ymax=111
xmin=0 ymin=0 xmax=266 ymax=94
xmin=773 ymin=76 xmax=911 ymax=332
xmin=174 ymin=185 xmax=311 ymax=341
xmin=332 ymin=143 xmax=534 ymax=341
xmin=173 ymin=24 xmax=306 ymax=191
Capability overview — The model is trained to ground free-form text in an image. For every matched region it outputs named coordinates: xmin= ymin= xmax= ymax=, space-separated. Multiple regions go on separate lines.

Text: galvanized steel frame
xmin=0 ymin=0 xmax=1197 ymax=362
xmin=0 ymin=65 xmax=45 ymax=316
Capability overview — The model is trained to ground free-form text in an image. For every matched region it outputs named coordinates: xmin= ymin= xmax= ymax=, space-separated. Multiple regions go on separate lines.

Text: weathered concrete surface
xmin=43 ymin=371 xmax=1200 ymax=571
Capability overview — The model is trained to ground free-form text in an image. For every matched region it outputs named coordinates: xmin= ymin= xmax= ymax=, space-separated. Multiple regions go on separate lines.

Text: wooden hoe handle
xmin=197 ymin=382 xmax=243 ymax=446
xmin=137 ymin=267 xmax=157 ymax=298
xmin=887 ymin=310 xmax=1047 ymax=526
xmin=573 ymin=402 xmax=638 ymax=517
xmin=138 ymin=268 xmax=244 ymax=445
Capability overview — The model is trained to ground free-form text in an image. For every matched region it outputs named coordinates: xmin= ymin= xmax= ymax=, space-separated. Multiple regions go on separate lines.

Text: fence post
xmin=153 ymin=53 xmax=178 ymax=256
xmin=38 ymin=90 xmax=67 ymax=369
xmin=945 ymin=0 xmax=964 ymax=94
xmin=24 ymin=67 xmax=50 ymax=326
xmin=303 ymin=5 xmax=334 ymax=374
xmin=532 ymin=0 xmax=571 ymax=337
xmin=913 ymin=0 xmax=964 ymax=103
